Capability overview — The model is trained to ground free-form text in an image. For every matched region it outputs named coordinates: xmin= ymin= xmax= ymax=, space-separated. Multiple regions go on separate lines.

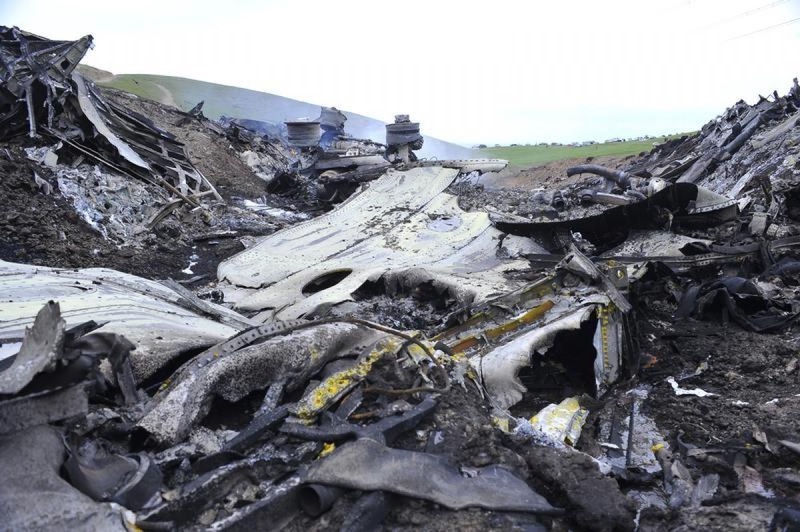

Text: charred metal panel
xmin=0 ymin=26 xmax=93 ymax=137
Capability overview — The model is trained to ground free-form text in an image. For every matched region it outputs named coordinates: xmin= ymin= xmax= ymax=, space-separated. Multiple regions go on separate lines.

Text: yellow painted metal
xmin=449 ymin=300 xmax=555 ymax=354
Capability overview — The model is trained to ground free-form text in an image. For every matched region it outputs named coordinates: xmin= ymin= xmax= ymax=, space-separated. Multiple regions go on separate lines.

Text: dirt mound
xmin=482 ymin=154 xmax=632 ymax=190
xmin=0 ymin=141 xmax=191 ymax=277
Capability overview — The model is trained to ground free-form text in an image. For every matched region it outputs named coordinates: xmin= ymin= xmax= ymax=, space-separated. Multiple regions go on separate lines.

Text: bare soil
xmin=0 ymin=141 xmax=192 ymax=278
xmin=481 ymin=154 xmax=631 ymax=190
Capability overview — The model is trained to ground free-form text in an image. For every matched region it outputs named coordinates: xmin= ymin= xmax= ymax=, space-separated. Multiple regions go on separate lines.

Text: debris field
xmin=1 ymin=26 xmax=800 ymax=531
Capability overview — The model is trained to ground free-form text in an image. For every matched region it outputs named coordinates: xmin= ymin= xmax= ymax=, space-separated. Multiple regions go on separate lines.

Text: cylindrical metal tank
xmin=285 ymin=120 xmax=321 ymax=148
xmin=385 ymin=115 xmax=421 ymax=147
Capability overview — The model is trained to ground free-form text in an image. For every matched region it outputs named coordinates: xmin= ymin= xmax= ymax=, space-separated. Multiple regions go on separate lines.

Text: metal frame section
xmin=0 ymin=25 xmax=220 ymax=203
xmin=0 ymin=26 xmax=93 ymax=137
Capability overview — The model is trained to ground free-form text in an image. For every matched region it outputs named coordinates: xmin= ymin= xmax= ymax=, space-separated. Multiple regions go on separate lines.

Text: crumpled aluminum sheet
xmin=0 ymin=426 xmax=130 ymax=531
xmin=472 ymin=302 xmax=601 ymax=409
xmin=218 ymin=166 xmax=543 ymax=320
xmin=138 ymin=322 xmax=384 ymax=445
xmin=304 ymin=438 xmax=560 ymax=513
xmin=0 ymin=260 xmax=241 ymax=381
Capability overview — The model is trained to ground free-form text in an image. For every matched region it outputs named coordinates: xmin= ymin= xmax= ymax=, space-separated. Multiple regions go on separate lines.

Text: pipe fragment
xmin=567 ymin=164 xmax=631 ymax=189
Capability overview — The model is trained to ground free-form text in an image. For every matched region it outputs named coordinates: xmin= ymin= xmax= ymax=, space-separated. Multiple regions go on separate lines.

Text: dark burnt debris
xmin=1 ymin=25 xmax=800 ymax=532
xmin=0 ymin=26 xmax=220 ymax=204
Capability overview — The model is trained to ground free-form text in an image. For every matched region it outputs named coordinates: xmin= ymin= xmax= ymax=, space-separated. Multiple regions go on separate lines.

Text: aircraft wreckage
xmin=2 ymin=25 xmax=800 ymax=531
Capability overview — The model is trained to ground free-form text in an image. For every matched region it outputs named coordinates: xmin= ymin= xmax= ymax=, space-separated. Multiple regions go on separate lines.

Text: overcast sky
xmin=3 ymin=0 xmax=799 ymax=146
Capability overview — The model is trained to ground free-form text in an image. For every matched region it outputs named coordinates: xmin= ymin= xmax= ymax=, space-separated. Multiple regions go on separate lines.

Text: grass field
xmin=481 ymin=136 xmax=688 ymax=167
xmin=102 ymin=74 xmax=171 ymax=104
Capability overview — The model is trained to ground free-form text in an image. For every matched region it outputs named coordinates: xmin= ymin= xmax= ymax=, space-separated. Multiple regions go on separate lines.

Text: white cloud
xmin=3 ymin=0 xmax=798 ymax=145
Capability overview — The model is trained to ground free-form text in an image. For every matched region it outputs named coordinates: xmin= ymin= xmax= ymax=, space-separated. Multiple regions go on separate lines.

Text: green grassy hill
xmin=481 ymin=136 xmax=690 ymax=167
xmin=79 ymin=68 xmax=475 ymax=160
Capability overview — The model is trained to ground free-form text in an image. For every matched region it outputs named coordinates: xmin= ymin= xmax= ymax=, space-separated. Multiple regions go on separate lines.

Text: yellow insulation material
xmin=295 ymin=338 xmax=401 ymax=420
xmin=529 ymin=396 xmax=589 ymax=446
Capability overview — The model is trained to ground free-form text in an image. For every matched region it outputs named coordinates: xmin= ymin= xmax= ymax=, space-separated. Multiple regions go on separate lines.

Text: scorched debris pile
xmin=1 ymin=26 xmax=800 ymax=532
xmin=0 ymin=26 xmax=220 ymax=203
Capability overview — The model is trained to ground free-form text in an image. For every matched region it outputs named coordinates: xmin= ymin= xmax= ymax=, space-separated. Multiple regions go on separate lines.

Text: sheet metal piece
xmin=319 ymin=107 xmax=347 ymax=131
xmin=219 ymin=166 xmax=458 ymax=287
xmin=0 ymin=426 xmax=128 ymax=531
xmin=314 ymin=154 xmax=387 ymax=170
xmin=72 ymin=73 xmax=150 ymax=170
xmin=600 ymin=231 xmax=713 ymax=258
xmin=0 ymin=383 xmax=88 ymax=435
xmin=0 ymin=27 xmax=91 ymax=97
xmin=492 ymin=183 xmax=737 ymax=248
xmin=218 ymin=167 xmax=536 ymax=319
xmin=0 ymin=301 xmax=64 ymax=394
xmin=436 ymin=257 xmax=636 ymax=408
xmin=71 ymin=73 xmax=221 ymax=200
xmin=0 ymin=260 xmax=241 ymax=382
xmin=432 ymin=274 xmax=558 ymax=342
xmin=558 ymin=245 xmax=632 ymax=313
xmin=408 ymin=158 xmax=509 ymax=173
xmin=304 ymin=438 xmax=560 ymax=513
xmin=137 ymin=323 xmax=384 ymax=445
xmin=526 ymin=236 xmax=800 ymax=291
xmin=1 ymin=26 xmax=220 ymax=201
xmin=472 ymin=304 xmax=600 ymax=409
xmin=447 ymin=300 xmax=556 ymax=354
xmin=0 ymin=26 xmax=93 ymax=138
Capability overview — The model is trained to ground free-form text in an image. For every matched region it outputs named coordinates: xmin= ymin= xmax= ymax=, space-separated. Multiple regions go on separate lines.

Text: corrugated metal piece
xmin=73 ymin=74 xmax=150 ymax=170
xmin=409 ymin=158 xmax=509 ymax=173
